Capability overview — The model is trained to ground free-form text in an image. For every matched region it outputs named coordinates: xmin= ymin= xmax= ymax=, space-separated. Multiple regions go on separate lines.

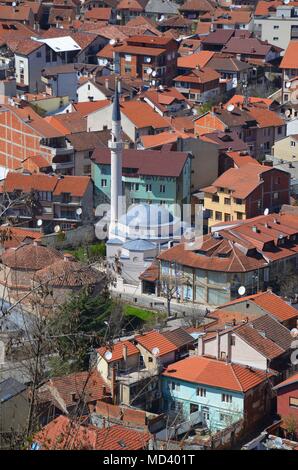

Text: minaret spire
xmin=109 ymin=77 xmax=123 ymax=236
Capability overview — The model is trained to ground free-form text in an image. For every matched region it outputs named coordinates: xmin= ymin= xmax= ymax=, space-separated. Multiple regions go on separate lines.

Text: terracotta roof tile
xmin=84 ymin=7 xmax=112 ymax=21
xmin=163 ymin=356 xmax=271 ymax=392
xmin=34 ymin=416 xmax=149 ymax=450
xmin=220 ymin=291 xmax=298 ymax=323
xmin=35 ymin=258 xmax=103 ymax=288
xmin=2 ymin=243 xmax=63 ymax=270
xmin=235 ymin=323 xmax=285 ymax=359
xmin=135 ymin=330 xmax=177 ymax=356
xmin=97 ymin=340 xmax=139 ymax=362
xmin=177 ymin=51 xmax=214 ymax=69
xmin=273 ymin=372 xmax=298 ymax=390
xmin=92 ymin=147 xmax=189 ymax=177
xmin=73 ymin=99 xmax=110 ymax=116
xmin=38 ymin=369 xmax=110 ymax=410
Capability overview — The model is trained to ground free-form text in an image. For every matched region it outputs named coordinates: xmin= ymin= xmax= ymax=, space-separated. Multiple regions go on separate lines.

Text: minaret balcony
xmin=108 ymin=141 xmax=123 ymax=151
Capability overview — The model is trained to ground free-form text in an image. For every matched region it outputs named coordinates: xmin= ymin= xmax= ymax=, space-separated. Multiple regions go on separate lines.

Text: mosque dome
xmin=111 ymin=203 xmax=184 ymax=242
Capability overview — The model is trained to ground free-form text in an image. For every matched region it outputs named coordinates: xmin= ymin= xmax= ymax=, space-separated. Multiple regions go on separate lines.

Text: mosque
xmin=104 ymin=82 xmax=189 ymax=295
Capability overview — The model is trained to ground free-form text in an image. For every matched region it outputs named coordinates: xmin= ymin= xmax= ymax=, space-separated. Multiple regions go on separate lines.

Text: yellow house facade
xmin=272 ymin=134 xmax=298 ymax=162
xmin=203 ymin=188 xmax=246 ymax=228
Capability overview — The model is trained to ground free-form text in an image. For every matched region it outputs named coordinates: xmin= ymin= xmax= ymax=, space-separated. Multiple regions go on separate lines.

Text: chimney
xmin=105 ymin=78 xmax=109 ymax=90
xmin=111 ymin=366 xmax=117 ymax=405
xmin=63 ymin=253 xmax=75 ymax=262
xmin=123 ymin=343 xmax=128 ymax=362
xmin=252 ymin=225 xmax=257 ymax=233
xmin=216 ymin=331 xmax=220 ymax=360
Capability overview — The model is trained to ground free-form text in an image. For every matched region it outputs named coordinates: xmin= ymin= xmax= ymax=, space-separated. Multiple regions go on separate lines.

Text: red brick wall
xmin=276 ymin=384 xmax=298 ymax=433
xmin=0 ymin=108 xmax=52 ymax=171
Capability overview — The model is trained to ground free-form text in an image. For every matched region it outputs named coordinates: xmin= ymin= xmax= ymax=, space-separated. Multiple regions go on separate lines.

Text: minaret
xmin=108 ymin=79 xmax=123 ymax=236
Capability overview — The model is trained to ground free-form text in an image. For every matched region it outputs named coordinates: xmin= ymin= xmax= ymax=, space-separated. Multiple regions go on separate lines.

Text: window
xmin=196 ymin=387 xmax=206 ymax=397
xmin=215 ymin=211 xmax=222 ymax=221
xmin=230 ymin=336 xmax=235 ymax=346
xmin=171 ymin=382 xmax=180 ymax=391
xmin=291 ymin=140 xmax=296 ymax=147
xmin=202 ymin=406 xmax=209 ymax=421
xmin=224 ymin=198 xmax=231 ymax=205
xmin=278 ymin=126 xmax=283 ymax=135
xmin=273 ymin=37 xmax=279 ymax=41
xmin=274 ymin=192 xmax=279 ymax=200
xmin=36 ymin=51 xmax=41 ymax=58
xmin=190 ymin=403 xmax=199 ymax=414
xmin=124 ymin=65 xmax=131 ymax=74
xmin=83 ymin=165 xmax=91 ymax=174
xmin=160 ymin=184 xmax=166 ymax=193
xmin=289 ymin=397 xmax=298 ymax=408
xmin=124 ymin=54 xmax=132 ymax=62
xmin=146 ymin=184 xmax=152 ymax=192
xmin=224 ymin=213 xmax=231 ymax=222
xmin=101 ymin=179 xmax=107 ymax=187
xmin=220 ymin=413 xmax=230 ymax=423
xmin=235 ymin=198 xmax=242 ymax=205
xmin=236 ymin=212 xmax=243 ymax=220
xmin=209 ymin=210 xmax=213 ymax=219
xmin=222 ymin=393 xmax=232 ymax=403
xmin=212 ymin=194 xmax=219 ymax=202
xmin=273 ymin=25 xmax=279 ymax=29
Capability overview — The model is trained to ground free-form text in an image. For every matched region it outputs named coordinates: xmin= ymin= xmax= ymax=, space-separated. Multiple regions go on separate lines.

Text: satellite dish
xmin=238 ymin=286 xmax=246 ymax=296
xmin=12 ymin=1 xmax=16 ymax=6
xmin=290 ymin=328 xmax=298 ymax=338
xmin=76 ymin=207 xmax=82 ymax=215
xmin=264 ymin=208 xmax=269 ymax=216
xmin=109 ymin=38 xmax=116 ymax=46
xmin=147 ymin=67 xmax=153 ymax=75
xmin=151 ymin=80 xmax=156 ymax=86
xmin=104 ymin=350 xmax=112 ymax=361
xmin=37 ymin=219 xmax=43 ymax=227
xmin=284 ymin=0 xmax=290 ymax=4
xmin=285 ymin=81 xmax=291 ymax=89
xmin=227 ymin=104 xmax=235 ymax=112
xmin=152 ymin=70 xmax=157 ymax=77
xmin=159 ymin=85 xmax=164 ymax=91
xmin=54 ymin=225 xmax=61 ymax=233
xmin=285 ymin=109 xmax=291 ymax=117
xmin=151 ymin=347 xmax=160 ymax=357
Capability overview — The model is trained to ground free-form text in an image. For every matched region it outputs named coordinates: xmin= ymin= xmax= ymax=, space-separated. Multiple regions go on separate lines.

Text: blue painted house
xmin=162 ymin=356 xmax=272 ymax=432
xmin=91 ymin=147 xmax=191 ymax=208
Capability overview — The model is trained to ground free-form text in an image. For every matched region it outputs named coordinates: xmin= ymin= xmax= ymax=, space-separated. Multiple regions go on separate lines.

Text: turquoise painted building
xmin=161 ymin=356 xmax=269 ymax=432
xmin=91 ymin=148 xmax=191 ymax=207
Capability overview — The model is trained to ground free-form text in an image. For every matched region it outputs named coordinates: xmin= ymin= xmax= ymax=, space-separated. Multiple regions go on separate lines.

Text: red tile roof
xmin=174 ymin=67 xmax=220 ymax=84
xmin=0 ymin=5 xmax=32 ymax=21
xmin=201 ymin=163 xmax=275 ymax=199
xmin=163 ymin=356 xmax=271 ymax=392
xmin=219 ymin=291 xmax=298 ymax=323
xmin=135 ymin=330 xmax=177 ymax=356
xmin=44 ymin=112 xmax=87 ymax=134
xmin=225 ymin=95 xmax=273 ymax=109
xmin=97 ymin=340 xmax=139 ymax=362
xmin=273 ymin=372 xmax=298 ymax=390
xmin=38 ymin=369 xmax=110 ymax=410
xmin=92 ymin=148 xmax=189 ymax=178
xmin=235 ymin=323 xmax=285 ymax=360
xmin=73 ymin=99 xmax=110 ymax=116
xmin=177 ymin=50 xmax=214 ymax=69
xmin=3 ymin=172 xmax=91 ymax=198
xmin=84 ymin=7 xmax=112 ymax=21
xmin=224 ymin=151 xmax=260 ymax=168
xmin=118 ymin=100 xmax=170 ymax=129
xmin=34 ymin=416 xmax=150 ymax=450
xmin=2 ymin=243 xmax=63 ymax=270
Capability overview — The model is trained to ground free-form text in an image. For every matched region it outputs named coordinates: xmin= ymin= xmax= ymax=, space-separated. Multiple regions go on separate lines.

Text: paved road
xmin=111 ymin=290 xmax=211 ymax=318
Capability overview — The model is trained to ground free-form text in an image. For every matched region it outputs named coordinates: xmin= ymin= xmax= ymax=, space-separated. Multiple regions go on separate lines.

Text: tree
xmin=283 ymin=414 xmax=298 ymax=440
xmin=48 ymin=288 xmax=123 ymax=372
